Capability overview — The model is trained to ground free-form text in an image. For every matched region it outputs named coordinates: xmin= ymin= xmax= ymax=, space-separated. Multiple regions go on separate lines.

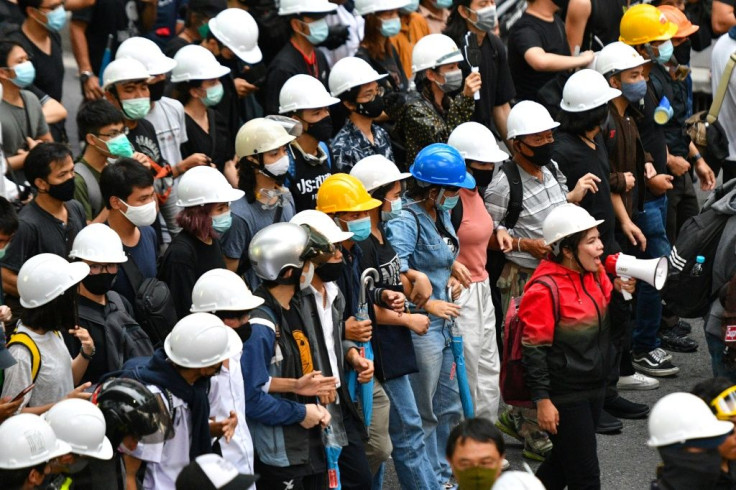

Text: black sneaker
xmin=596 ymin=410 xmax=623 ymax=434
xmin=672 ymin=320 xmax=692 ymax=336
xmin=659 ymin=328 xmax=698 ymax=353
xmin=604 ymin=396 xmax=650 ymax=419
xmin=632 ymin=349 xmax=680 ymax=377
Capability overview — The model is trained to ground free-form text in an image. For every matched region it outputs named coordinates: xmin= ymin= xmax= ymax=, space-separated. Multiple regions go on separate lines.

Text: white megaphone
xmin=604 ymin=253 xmax=669 ymax=301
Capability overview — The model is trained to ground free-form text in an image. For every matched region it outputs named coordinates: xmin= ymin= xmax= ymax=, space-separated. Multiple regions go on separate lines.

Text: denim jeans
xmin=409 ymin=317 xmax=462 ymax=485
xmin=382 ymin=375 xmax=437 ymax=489
xmin=705 ymin=331 xmax=736 ymax=382
xmin=632 ymin=196 xmax=671 ymax=353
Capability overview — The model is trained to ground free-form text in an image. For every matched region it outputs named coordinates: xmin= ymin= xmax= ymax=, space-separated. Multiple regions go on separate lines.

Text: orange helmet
xmin=658 ymin=5 xmax=699 ymax=39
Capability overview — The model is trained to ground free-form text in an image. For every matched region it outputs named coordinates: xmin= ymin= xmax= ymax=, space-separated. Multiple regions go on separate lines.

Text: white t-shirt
xmin=129 ymin=385 xmax=191 ymax=490
xmin=319 ymin=5 xmax=364 ymax=68
xmin=145 ymin=97 xmax=187 ymax=166
xmin=0 ymin=324 xmax=73 ymax=409
xmin=310 ymin=282 xmax=341 ymax=387
xmin=208 ymin=351 xmax=255 ymax=489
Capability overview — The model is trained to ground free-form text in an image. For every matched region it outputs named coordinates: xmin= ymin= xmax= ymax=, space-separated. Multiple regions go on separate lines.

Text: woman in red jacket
xmin=520 ymin=203 xmax=612 ymax=490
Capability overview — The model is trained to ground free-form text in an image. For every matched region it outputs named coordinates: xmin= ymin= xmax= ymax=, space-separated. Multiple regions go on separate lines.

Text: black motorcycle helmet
xmin=93 ymin=378 xmax=173 ymax=449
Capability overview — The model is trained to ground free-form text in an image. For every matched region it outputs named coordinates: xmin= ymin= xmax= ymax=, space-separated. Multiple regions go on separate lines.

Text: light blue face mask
xmin=436 ymin=189 xmax=459 ymax=211
xmin=121 ymin=97 xmax=151 ymax=120
xmin=346 ymin=216 xmax=372 ymax=241
xmin=380 ymin=17 xmax=401 ymax=37
xmin=42 ymin=5 xmax=67 ymax=32
xmin=400 ymin=0 xmax=420 ymax=14
xmin=434 ymin=0 xmax=453 ymax=7
xmin=10 ymin=61 xmax=35 ymax=88
xmin=201 ymin=83 xmax=224 ymax=107
xmin=301 ymin=18 xmax=329 ymax=45
xmin=655 ymin=40 xmax=673 ymax=65
xmin=104 ymin=133 xmax=134 ymax=158
xmin=381 ymin=197 xmax=402 ymax=222
xmin=0 ymin=245 xmax=7 ymax=260
xmin=212 ymin=210 xmax=233 ymax=233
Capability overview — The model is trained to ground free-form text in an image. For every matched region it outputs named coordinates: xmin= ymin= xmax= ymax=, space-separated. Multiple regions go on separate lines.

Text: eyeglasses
xmin=89 ymin=264 xmax=119 ymax=274
xmin=358 ymin=86 xmax=385 ymax=102
xmin=96 ymin=127 xmax=129 ymax=138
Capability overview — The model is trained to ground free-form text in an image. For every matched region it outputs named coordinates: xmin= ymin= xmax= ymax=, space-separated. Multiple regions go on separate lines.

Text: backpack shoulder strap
xmin=74 ymin=162 xmax=102 ymax=215
xmin=7 ymin=331 xmax=41 ymax=382
xmin=403 ymin=206 xmax=422 ymax=250
xmin=450 ymin=195 xmax=464 ymax=232
xmin=251 ymin=304 xmax=280 ymax=338
xmin=530 ymin=275 xmax=560 ymax=324
xmin=500 ymin=160 xmax=523 ymax=230
xmin=121 ymin=252 xmax=145 ymax=292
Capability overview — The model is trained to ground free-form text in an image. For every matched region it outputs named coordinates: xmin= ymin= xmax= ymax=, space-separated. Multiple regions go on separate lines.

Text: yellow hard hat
xmin=619 ymin=4 xmax=678 ymax=46
xmin=316 ymin=173 xmax=382 ymax=214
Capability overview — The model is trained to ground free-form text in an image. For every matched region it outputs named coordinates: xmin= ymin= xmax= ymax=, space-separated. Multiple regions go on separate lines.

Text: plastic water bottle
xmin=691 ymin=255 xmax=705 ymax=277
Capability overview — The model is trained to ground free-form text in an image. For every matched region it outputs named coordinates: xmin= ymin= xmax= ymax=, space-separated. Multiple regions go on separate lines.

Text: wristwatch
xmin=80 ymin=71 xmax=93 ymax=84
xmin=81 ymin=347 xmax=96 ymax=360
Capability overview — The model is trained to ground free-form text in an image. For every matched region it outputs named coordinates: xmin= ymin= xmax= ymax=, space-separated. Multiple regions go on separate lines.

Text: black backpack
xmin=121 ymin=256 xmax=177 ymax=348
xmin=662 ymin=181 xmax=736 ymax=318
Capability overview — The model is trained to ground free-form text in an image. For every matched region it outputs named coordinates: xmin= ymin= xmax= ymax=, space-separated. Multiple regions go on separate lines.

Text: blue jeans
xmin=632 ymin=196 xmax=671 ymax=353
xmin=409 ymin=317 xmax=462 ymax=485
xmin=382 ymin=375 xmax=437 ymax=489
xmin=705 ymin=331 xmax=736 ymax=382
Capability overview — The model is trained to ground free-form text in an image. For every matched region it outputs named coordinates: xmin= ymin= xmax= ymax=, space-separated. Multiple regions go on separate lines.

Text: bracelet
xmin=692 ymin=152 xmax=702 ymax=162
xmin=81 ymin=347 xmax=96 ymax=360
xmin=517 ymin=237 xmax=523 ymax=252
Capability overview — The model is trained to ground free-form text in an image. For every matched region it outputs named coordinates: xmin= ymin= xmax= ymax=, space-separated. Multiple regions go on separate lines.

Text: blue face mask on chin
xmin=345 ymin=216 xmax=372 ymax=241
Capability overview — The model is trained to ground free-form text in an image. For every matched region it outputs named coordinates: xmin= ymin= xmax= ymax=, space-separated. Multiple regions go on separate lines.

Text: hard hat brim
xmin=174 ymin=187 xmax=245 ymax=207
xmin=190 ymin=294 xmax=265 ymax=313
xmin=279 ymin=94 xmax=341 ymax=114
xmin=147 ymin=57 xmax=177 ymax=76
xmin=330 ymin=73 xmax=388 ymax=97
xmin=472 ymin=147 xmax=509 ymax=163
xmin=355 ymin=0 xmax=411 ymax=15
xmin=652 ymin=22 xmax=679 ymax=42
xmin=47 ymin=439 xmax=74 ymax=464
xmin=647 ymin=419 xmax=734 ymax=447
xmin=559 ymin=86 xmax=622 ymax=112
xmin=544 ymin=218 xmax=605 ymax=247
xmin=209 ymin=18 xmax=264 ymax=64
xmin=673 ymin=24 xmax=699 ymax=38
xmin=279 ymin=3 xmax=338 ymax=15
xmin=20 ymin=261 xmax=90 ymax=309
xmin=75 ymin=436 xmax=114 ymax=460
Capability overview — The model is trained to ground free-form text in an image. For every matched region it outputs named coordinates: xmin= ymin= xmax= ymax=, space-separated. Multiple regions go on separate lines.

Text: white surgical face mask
xmin=264 ymin=154 xmax=290 ymax=177
xmin=121 ymin=199 xmax=157 ymax=227
xmin=299 ymin=262 xmax=315 ymax=290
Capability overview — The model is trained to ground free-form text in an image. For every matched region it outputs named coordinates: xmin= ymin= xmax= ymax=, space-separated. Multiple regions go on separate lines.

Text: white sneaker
xmin=617 ymin=372 xmax=660 ymax=391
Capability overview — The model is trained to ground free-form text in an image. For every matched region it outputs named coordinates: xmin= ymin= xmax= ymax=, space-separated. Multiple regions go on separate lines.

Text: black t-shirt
xmin=181 ymin=110 xmax=230 ymax=171
xmin=450 ymin=30 xmax=515 ymax=130
xmin=158 ymin=231 xmax=225 ymax=320
xmin=636 ymin=86 xmax=669 ymax=201
xmin=581 ymin=0 xmax=626 ymax=51
xmin=508 ymin=12 xmax=570 ymax=102
xmin=65 ymin=296 xmax=108 ymax=384
xmin=128 ymin=118 xmax=163 ymax=164
xmin=71 ymin=0 xmax=144 ymax=74
xmin=287 ymin=146 xmax=331 ymax=213
xmin=21 ymin=31 xmax=64 ymax=101
xmin=553 ymin=131 xmax=619 ymax=257
xmin=0 ymin=0 xmax=24 ymax=26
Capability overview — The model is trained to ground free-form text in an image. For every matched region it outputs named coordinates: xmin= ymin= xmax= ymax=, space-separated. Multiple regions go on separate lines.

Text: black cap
xmin=176 ymin=454 xmax=258 ymax=490
xmin=188 ymin=0 xmax=227 ymax=17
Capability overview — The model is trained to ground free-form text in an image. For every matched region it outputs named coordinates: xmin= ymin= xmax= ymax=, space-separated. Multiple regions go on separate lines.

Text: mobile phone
xmin=12 ymin=383 xmax=35 ymax=402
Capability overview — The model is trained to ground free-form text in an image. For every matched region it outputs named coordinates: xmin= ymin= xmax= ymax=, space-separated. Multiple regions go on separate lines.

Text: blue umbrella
xmin=448 ymin=286 xmax=474 ymax=418
xmin=346 ymin=268 xmax=378 ymax=427
xmin=323 ymin=424 xmax=342 ymax=489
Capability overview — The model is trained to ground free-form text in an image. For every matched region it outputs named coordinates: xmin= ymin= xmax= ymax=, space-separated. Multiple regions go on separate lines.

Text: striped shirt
xmin=484 ymin=161 xmax=568 ymax=269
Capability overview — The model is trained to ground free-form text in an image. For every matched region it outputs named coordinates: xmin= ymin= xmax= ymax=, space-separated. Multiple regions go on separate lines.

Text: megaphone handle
xmin=621 ymin=275 xmax=632 ymax=301
xmin=471 ymin=67 xmax=480 ymax=101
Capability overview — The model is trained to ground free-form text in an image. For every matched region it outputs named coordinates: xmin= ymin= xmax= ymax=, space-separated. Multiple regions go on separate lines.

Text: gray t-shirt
xmin=1 ymin=324 xmax=73 ymax=410
xmin=219 ymin=194 xmax=296 ymax=290
xmin=0 ymin=91 xmax=49 ymax=157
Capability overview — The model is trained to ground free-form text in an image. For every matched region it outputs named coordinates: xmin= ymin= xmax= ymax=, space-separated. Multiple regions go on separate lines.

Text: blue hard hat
xmin=410 ymin=143 xmax=476 ymax=189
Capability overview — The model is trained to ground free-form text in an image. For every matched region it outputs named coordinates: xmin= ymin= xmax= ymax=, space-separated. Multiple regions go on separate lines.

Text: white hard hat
xmin=170 ymin=45 xmax=231 ymax=83
xmin=175 ymin=166 xmax=244 ymax=207
xmin=349 ymin=154 xmax=411 ymax=192
xmin=411 ymin=34 xmax=464 ymax=73
xmin=102 ymin=58 xmax=150 ymax=91
xmin=290 ymin=209 xmax=354 ymax=243
xmin=235 ymin=117 xmax=296 ymax=158
xmin=279 ymin=74 xmax=340 ymax=113
xmin=543 ymin=203 xmax=604 ymax=255
xmin=648 ymin=392 xmax=735 ymax=447
xmin=493 ymin=471 xmax=546 ymax=490
xmin=278 ymin=0 xmax=337 ymax=16
xmin=354 ymin=0 xmax=410 ymax=15
xmin=595 ymin=41 xmax=649 ymax=78
xmin=116 ymin=37 xmax=177 ymax=76
xmin=329 ymin=57 xmax=387 ymax=97
xmin=560 ymin=69 xmax=621 ymax=113
xmin=164 ymin=313 xmax=243 ymax=368
xmin=506 ymin=100 xmax=560 ymax=140
xmin=0 ymin=414 xmax=72 ymax=469
xmin=69 ymin=223 xmax=128 ymax=264
xmin=448 ymin=122 xmax=509 ymax=163
xmin=43 ymin=399 xmax=113 ymax=460
xmin=208 ymin=9 xmax=262 ymax=64
xmin=18 ymin=253 xmax=90 ymax=309
xmin=190 ymin=268 xmax=265 ymax=312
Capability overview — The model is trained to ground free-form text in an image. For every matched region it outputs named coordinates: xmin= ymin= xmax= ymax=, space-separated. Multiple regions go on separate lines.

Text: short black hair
xmin=692 ymin=377 xmax=735 ymax=414
xmin=0 ymin=462 xmax=46 ymax=490
xmin=100 ymin=158 xmax=154 ymax=209
xmin=446 ymin=418 xmax=506 ymax=459
xmin=0 ymin=196 xmax=19 ymax=235
xmin=173 ymin=80 xmax=204 ymax=106
xmin=76 ymin=99 xmax=124 ymax=142
xmin=17 ymin=0 xmax=42 ymax=16
xmin=0 ymin=39 xmax=26 ymax=67
xmin=557 ymin=104 xmax=609 ymax=135
xmin=24 ymin=142 xmax=72 ymax=189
